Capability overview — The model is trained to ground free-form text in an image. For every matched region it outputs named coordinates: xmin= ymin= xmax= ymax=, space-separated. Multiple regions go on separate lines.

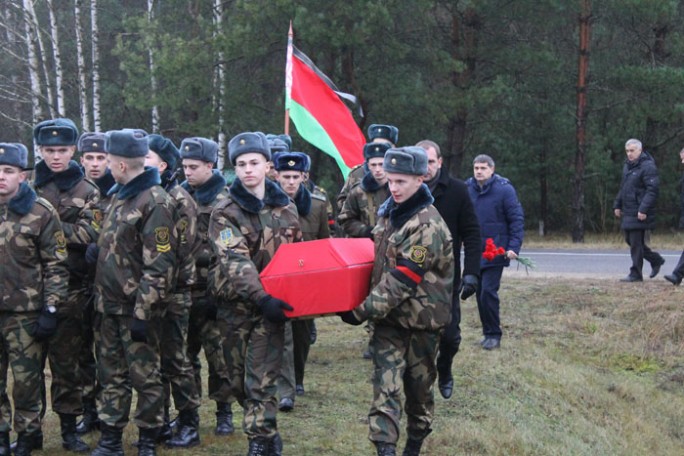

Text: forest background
xmin=2 ymin=0 xmax=684 ymax=242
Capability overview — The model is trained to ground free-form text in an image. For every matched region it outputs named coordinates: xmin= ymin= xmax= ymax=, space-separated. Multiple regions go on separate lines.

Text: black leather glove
xmin=257 ymin=295 xmax=293 ymax=323
xmin=459 ymin=274 xmax=479 ymax=301
xmin=130 ymin=318 xmax=148 ymax=343
xmin=338 ymin=310 xmax=363 ymax=326
xmin=85 ymin=243 xmax=100 ymax=266
xmin=33 ymin=306 xmax=58 ymax=341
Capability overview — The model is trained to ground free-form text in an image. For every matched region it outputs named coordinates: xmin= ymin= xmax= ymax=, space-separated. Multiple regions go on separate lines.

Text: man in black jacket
xmin=416 ymin=140 xmax=481 ymax=399
xmin=613 ymin=138 xmax=664 ymax=282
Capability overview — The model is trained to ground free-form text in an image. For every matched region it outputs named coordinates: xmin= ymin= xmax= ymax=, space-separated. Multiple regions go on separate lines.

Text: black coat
xmin=429 ymin=169 xmax=481 ymax=281
xmin=613 ymin=151 xmax=659 ymax=230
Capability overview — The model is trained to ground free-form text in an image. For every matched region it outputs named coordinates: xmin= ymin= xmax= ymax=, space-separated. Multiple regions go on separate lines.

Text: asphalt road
xmin=500 ymin=248 xmax=683 ymax=280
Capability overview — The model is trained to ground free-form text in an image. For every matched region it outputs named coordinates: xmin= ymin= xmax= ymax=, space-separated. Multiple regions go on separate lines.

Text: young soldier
xmin=340 ymin=146 xmax=454 ymax=456
xmin=145 ymin=135 xmax=202 ymax=447
xmin=0 ymin=143 xmax=69 ymax=456
xmin=91 ymin=129 xmax=177 ymax=456
xmin=273 ymin=152 xmax=330 ymax=411
xmin=32 ymin=118 xmax=99 ymax=453
xmin=79 ymin=133 xmax=108 ymax=181
xmin=208 ymin=131 xmax=301 ymax=456
xmin=179 ymin=138 xmax=234 ymax=435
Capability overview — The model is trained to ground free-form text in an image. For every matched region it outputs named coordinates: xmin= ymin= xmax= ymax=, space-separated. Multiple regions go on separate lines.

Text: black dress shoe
xmin=278 ymin=397 xmax=294 ymax=412
xmin=295 ymin=384 xmax=305 ymax=396
xmin=664 ymin=274 xmax=682 ymax=285
xmin=619 ymin=275 xmax=642 ymax=282
xmin=650 ymin=258 xmax=665 ymax=278
xmin=438 ymin=379 xmax=454 ymax=399
xmin=482 ymin=338 xmax=501 ymax=350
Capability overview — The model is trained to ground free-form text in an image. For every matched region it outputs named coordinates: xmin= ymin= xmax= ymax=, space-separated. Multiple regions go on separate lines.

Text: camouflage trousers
xmin=187 ymin=296 xmax=231 ymax=402
xmin=369 ymin=325 xmax=439 ymax=445
xmin=0 ymin=312 xmax=43 ymax=434
xmin=154 ymin=291 xmax=200 ymax=413
xmin=217 ymin=302 xmax=284 ymax=438
xmin=79 ymin=293 xmax=99 ymax=405
xmin=97 ymin=313 xmax=163 ymax=430
xmin=42 ymin=286 xmax=87 ymax=415
xmin=278 ymin=319 xmax=313 ymax=399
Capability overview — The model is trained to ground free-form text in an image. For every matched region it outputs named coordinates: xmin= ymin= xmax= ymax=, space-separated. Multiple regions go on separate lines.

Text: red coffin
xmin=260 ymin=238 xmax=375 ymax=318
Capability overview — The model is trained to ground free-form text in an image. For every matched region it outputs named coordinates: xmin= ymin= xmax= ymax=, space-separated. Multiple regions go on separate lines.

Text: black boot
xmin=13 ymin=432 xmax=43 ymax=456
xmin=215 ymin=402 xmax=234 ymax=436
xmin=59 ymin=413 xmax=90 ymax=452
xmin=402 ymin=438 xmax=424 ymax=456
xmin=10 ymin=431 xmax=42 ymax=454
xmin=247 ymin=437 xmax=270 ymax=456
xmin=375 ymin=442 xmax=397 ymax=456
xmin=157 ymin=407 xmax=173 ymax=443
xmin=165 ymin=409 xmax=200 ymax=448
xmin=269 ymin=432 xmax=283 ymax=456
xmin=91 ymin=425 xmax=124 ymax=456
xmin=76 ymin=400 xmax=100 ymax=435
xmin=0 ymin=432 xmax=9 ymax=456
xmin=137 ymin=428 xmax=159 ymax=456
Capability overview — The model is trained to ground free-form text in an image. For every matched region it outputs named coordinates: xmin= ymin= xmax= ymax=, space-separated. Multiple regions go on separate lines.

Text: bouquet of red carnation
xmin=482 ymin=238 xmax=536 ymax=272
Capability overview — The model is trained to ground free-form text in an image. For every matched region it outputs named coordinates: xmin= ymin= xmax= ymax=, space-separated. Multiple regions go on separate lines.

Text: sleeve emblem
xmin=408 ymin=246 xmax=427 ymax=265
xmin=155 ymin=227 xmax=171 ymax=253
xmin=54 ymin=231 xmax=67 ymax=255
xmin=91 ymin=209 xmax=103 ymax=230
xmin=178 ymin=219 xmax=188 ymax=245
xmin=220 ymin=228 xmax=233 ymax=246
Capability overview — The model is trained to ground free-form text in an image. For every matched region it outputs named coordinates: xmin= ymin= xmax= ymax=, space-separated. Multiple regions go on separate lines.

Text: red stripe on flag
xmin=290 ymin=54 xmax=366 ymax=169
xmin=395 ymin=265 xmax=423 ymax=285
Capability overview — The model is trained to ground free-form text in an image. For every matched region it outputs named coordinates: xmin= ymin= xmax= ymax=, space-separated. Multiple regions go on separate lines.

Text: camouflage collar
xmin=8 ymin=182 xmax=37 ymax=216
xmin=181 ymin=170 xmax=226 ymax=205
xmin=230 ymin=177 xmax=290 ymax=214
xmin=113 ymin=167 xmax=161 ymax=200
xmin=378 ymin=184 xmax=434 ymax=229
xmin=34 ymin=159 xmax=84 ymax=191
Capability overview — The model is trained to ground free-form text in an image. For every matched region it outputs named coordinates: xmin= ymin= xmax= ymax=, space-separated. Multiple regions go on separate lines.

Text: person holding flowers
xmin=466 ymin=154 xmax=524 ymax=350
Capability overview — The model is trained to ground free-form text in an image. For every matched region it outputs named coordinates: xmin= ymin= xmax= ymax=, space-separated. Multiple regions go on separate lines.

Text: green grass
xmin=524 ymin=231 xmax=684 ymax=250
xmin=30 ymin=277 xmax=684 ymax=455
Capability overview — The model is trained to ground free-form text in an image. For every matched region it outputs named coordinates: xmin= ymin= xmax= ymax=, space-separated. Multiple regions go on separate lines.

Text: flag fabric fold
xmin=286 ymin=35 xmax=365 ymax=178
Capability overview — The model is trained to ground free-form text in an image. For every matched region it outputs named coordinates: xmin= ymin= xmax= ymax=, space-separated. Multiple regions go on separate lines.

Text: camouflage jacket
xmin=289 ymin=184 xmax=330 ymax=241
xmin=181 ymin=170 xmax=229 ymax=296
xmin=352 ymin=184 xmax=454 ymax=331
xmin=208 ymin=178 xmax=302 ymax=306
xmin=94 ymin=168 xmax=177 ymax=320
xmin=33 ymin=160 xmax=100 ymax=282
xmin=337 ymin=171 xmax=390 ymax=238
xmin=335 ymin=163 xmax=366 ymax=213
xmin=0 ymin=182 xmax=69 ymax=312
xmin=165 ymin=176 xmax=199 ymax=291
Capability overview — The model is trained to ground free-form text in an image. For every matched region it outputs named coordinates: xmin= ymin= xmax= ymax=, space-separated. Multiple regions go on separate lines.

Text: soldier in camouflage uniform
xmin=208 ymin=132 xmax=301 ymax=456
xmin=74 ymin=132 xmax=109 ymax=435
xmin=179 ymin=137 xmax=234 ymax=436
xmin=273 ymin=152 xmax=330 ymax=411
xmin=32 ymin=118 xmax=99 ymax=453
xmin=0 ymin=143 xmax=69 ymax=456
xmin=339 ymin=146 xmax=454 ymax=456
xmin=91 ymin=129 xmax=177 ymax=456
xmin=335 ymin=123 xmax=398 ymax=214
xmin=144 ymin=135 xmax=202 ymax=447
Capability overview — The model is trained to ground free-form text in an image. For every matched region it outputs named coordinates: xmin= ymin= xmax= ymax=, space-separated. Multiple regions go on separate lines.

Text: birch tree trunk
xmin=47 ymin=0 xmax=66 ymax=116
xmin=213 ymin=0 xmax=226 ymax=169
xmin=23 ymin=0 xmax=56 ymax=119
xmin=91 ymin=0 xmax=101 ymax=131
xmin=147 ymin=0 xmax=160 ymax=133
xmin=19 ymin=0 xmax=44 ymax=162
xmin=74 ymin=0 xmax=91 ymax=131
xmin=1 ymin=4 xmax=23 ymax=133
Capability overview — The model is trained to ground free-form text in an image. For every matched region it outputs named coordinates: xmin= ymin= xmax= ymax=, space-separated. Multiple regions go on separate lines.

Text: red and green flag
xmin=285 ymin=28 xmax=365 ymax=178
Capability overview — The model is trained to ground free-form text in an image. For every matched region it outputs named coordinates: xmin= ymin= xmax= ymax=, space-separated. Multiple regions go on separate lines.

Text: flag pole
xmin=284 ymin=21 xmax=293 ymax=135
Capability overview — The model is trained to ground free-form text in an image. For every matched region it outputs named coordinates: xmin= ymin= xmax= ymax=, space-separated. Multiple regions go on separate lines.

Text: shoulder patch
xmin=91 ymin=208 xmax=103 ymax=230
xmin=55 ymin=230 xmax=67 ymax=255
xmin=311 ymin=192 xmax=327 ymax=202
xmin=219 ymin=227 xmax=233 ymax=246
xmin=178 ymin=219 xmax=188 ymax=245
xmin=408 ymin=246 xmax=427 ymax=265
xmin=155 ymin=227 xmax=171 ymax=252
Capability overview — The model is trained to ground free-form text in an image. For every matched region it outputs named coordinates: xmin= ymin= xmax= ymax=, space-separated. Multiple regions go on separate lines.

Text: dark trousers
xmin=476 ymin=266 xmax=504 ymax=339
xmin=671 ymin=251 xmax=684 ymax=279
xmin=436 ymin=282 xmax=461 ymax=377
xmin=624 ymin=229 xmax=662 ymax=279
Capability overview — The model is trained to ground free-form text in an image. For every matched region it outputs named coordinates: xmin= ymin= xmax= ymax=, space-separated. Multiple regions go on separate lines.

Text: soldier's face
xmin=235 ymin=153 xmax=268 ymax=190
xmin=182 ymin=159 xmax=213 ymax=187
xmin=368 ymin=157 xmax=387 ymax=184
xmin=80 ymin=152 xmax=107 ymax=179
xmin=387 ymin=172 xmax=423 ymax=204
xmin=473 ymin=161 xmax=494 ymax=185
xmin=424 ymin=147 xmax=442 ymax=181
xmin=0 ymin=165 xmax=26 ymax=200
xmin=276 ymin=170 xmax=304 ymax=198
xmin=145 ymin=150 xmax=168 ymax=174
xmin=41 ymin=145 xmax=75 ymax=172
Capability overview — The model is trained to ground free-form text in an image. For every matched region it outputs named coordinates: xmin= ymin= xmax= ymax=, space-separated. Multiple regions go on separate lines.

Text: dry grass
xmin=29 ymin=277 xmax=684 ymax=455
